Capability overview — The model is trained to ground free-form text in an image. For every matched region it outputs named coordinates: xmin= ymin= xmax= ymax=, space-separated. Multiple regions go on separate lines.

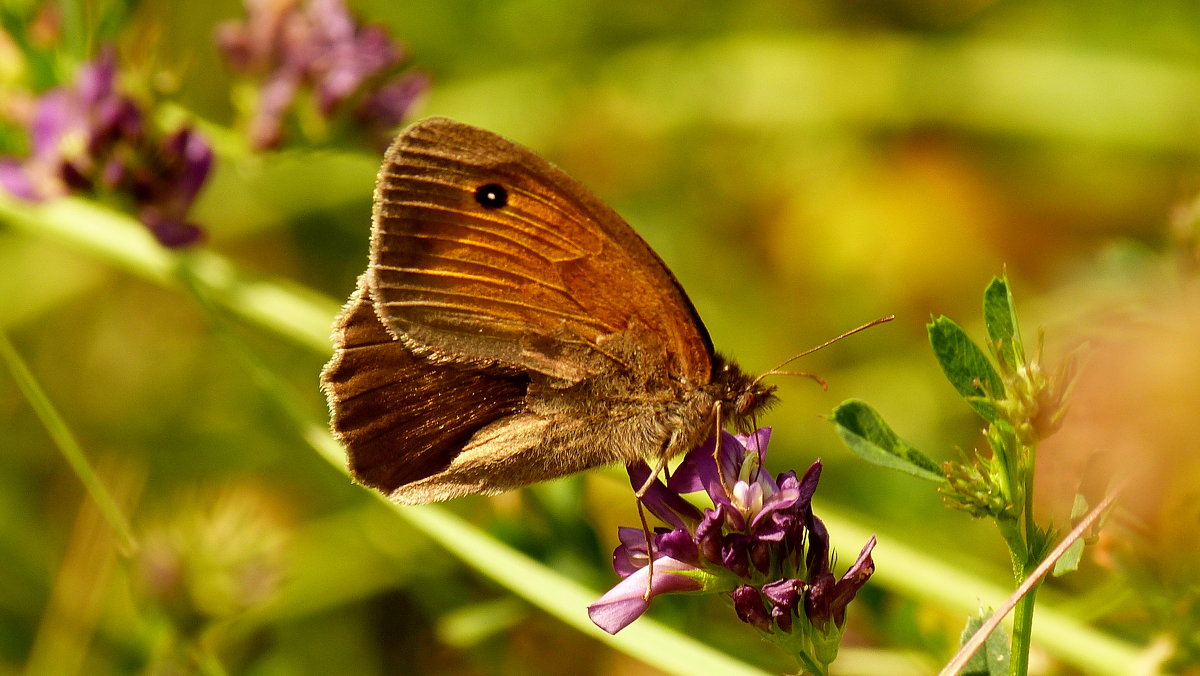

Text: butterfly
xmin=320 ymin=117 xmax=776 ymax=503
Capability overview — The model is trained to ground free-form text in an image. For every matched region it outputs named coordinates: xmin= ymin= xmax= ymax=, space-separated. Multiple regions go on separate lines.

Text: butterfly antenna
xmin=751 ymin=315 xmax=895 ymax=389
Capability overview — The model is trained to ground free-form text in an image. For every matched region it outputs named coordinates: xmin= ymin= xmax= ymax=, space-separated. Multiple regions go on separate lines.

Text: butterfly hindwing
xmin=320 ymin=275 xmax=529 ymax=494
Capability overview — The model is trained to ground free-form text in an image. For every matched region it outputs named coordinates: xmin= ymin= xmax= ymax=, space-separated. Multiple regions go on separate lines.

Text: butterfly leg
xmin=710 ymin=401 xmax=730 ymax=487
xmin=634 ymin=451 xmax=673 ymax=601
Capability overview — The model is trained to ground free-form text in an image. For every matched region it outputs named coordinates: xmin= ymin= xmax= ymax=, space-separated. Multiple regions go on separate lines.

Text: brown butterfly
xmin=320 ymin=117 xmax=777 ymax=504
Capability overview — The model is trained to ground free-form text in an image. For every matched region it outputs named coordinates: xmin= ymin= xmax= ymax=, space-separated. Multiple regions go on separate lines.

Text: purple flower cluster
xmin=217 ymin=0 xmax=428 ymax=150
xmin=0 ymin=49 xmax=213 ymax=247
xmin=589 ymin=429 xmax=876 ymax=670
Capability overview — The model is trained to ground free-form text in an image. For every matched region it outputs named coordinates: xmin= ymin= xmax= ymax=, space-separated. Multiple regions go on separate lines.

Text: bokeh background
xmin=2 ymin=1 xmax=1199 ymax=674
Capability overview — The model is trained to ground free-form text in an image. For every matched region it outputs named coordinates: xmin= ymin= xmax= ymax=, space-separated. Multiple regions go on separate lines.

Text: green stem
xmin=1022 ymin=450 xmax=1039 ymax=556
xmin=192 ymin=640 xmax=230 ymax=676
xmin=795 ymin=651 xmax=825 ymax=676
xmin=0 ymin=331 xmax=139 ymax=554
xmin=1009 ymin=572 xmax=1041 ymax=676
xmin=1009 ymin=440 xmax=1040 ymax=676
xmin=996 ymin=517 xmax=1027 ymax=579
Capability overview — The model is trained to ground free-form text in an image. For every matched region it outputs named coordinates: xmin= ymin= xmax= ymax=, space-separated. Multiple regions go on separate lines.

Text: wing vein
xmin=381 ymin=294 xmax=611 ymax=330
xmin=374 ymin=248 xmax=571 ymax=290
xmin=373 ymin=263 xmax=522 ymax=290
xmin=336 ymin=340 xmax=400 ymax=352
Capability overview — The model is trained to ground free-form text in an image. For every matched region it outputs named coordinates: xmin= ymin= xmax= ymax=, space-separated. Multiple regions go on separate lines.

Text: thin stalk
xmin=796 ymin=651 xmax=825 ymax=676
xmin=193 ymin=640 xmax=231 ymax=676
xmin=1009 ymin=575 xmax=1040 ymax=676
xmin=997 ymin=518 xmax=1027 ymax=579
xmin=1009 ymin=440 xmax=1040 ymax=676
xmin=1022 ymin=449 xmax=1039 ymax=558
xmin=0 ymin=331 xmax=139 ymax=554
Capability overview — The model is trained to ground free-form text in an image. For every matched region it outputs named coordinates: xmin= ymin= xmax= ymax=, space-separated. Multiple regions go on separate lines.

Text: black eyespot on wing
xmin=475 ymin=183 xmax=508 ymax=208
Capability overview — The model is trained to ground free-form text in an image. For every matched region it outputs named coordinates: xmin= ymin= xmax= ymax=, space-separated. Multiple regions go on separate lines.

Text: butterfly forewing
xmin=369 ymin=117 xmax=714 ymax=385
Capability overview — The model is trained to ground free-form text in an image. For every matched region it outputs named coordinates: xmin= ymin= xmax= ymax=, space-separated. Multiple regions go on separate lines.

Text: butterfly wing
xmin=369 ymin=117 xmax=714 ymax=385
xmin=320 ymin=275 xmax=531 ymax=495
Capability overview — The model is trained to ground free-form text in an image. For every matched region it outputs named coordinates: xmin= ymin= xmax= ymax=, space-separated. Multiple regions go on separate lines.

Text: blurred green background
xmin=2 ymin=1 xmax=1199 ymax=674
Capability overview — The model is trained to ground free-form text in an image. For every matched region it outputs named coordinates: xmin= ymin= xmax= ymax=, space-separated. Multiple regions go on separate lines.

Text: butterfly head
xmin=712 ymin=356 xmax=778 ymax=433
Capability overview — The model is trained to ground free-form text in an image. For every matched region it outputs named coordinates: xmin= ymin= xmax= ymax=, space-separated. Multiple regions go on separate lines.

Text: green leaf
xmin=1053 ymin=494 xmax=1090 ymax=576
xmin=829 ymin=400 xmax=944 ymax=482
xmin=928 ymin=315 xmax=1004 ymax=421
xmin=982 ymin=276 xmax=1025 ymax=368
xmin=1053 ymin=538 xmax=1086 ymax=577
xmin=960 ymin=609 xmax=1012 ymax=676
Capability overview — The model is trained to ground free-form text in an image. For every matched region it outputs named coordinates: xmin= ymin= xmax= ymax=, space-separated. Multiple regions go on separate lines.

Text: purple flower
xmin=5 ymin=49 xmax=130 ymax=200
xmin=217 ymin=0 xmax=426 ymax=150
xmin=588 ymin=556 xmax=710 ymax=634
xmin=611 ymin=526 xmax=699 ymax=578
xmin=0 ymin=159 xmax=38 ymax=200
xmin=805 ymin=536 xmax=877 ymax=633
xmin=134 ymin=128 xmax=213 ymax=246
xmin=0 ymin=48 xmax=212 ymax=247
xmin=306 ymin=0 xmax=400 ymax=114
xmin=672 ymin=429 xmax=813 ymax=576
xmin=732 ymin=584 xmax=773 ymax=632
xmin=627 ymin=459 xmax=704 ymax=531
xmin=762 ymin=577 xmax=804 ymax=633
xmin=592 ymin=429 xmax=877 ymax=670
xmin=355 ymin=70 xmax=430 ymax=148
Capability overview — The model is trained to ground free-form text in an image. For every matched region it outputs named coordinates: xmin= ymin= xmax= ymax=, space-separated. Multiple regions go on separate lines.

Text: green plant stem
xmin=1022 ymin=448 xmax=1039 ymax=556
xmin=1009 ymin=441 xmax=1040 ymax=676
xmin=997 ymin=518 xmax=1027 ymax=579
xmin=193 ymin=641 xmax=230 ymax=676
xmin=1009 ymin=574 xmax=1040 ymax=676
xmin=0 ymin=330 xmax=139 ymax=554
xmin=800 ymin=654 xmax=826 ymax=676
xmin=991 ymin=509 xmax=1035 ymax=676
